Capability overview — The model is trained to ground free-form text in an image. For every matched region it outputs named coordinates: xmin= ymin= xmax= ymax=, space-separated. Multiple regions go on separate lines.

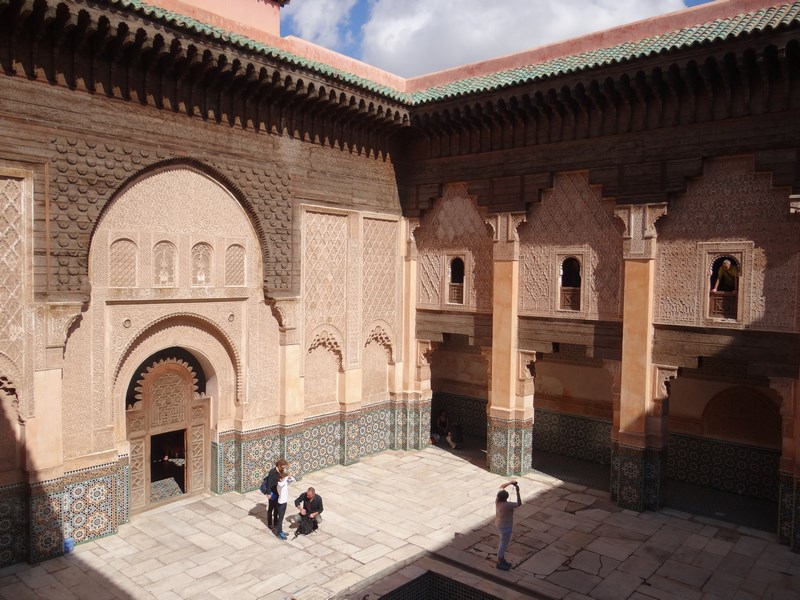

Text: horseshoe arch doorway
xmin=125 ymin=347 xmax=210 ymax=513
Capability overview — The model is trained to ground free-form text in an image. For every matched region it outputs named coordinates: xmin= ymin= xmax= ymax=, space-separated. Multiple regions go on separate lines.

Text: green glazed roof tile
xmin=105 ymin=0 xmax=411 ymax=102
xmin=104 ymin=0 xmax=800 ymax=106
xmin=411 ymin=1 xmax=800 ymax=103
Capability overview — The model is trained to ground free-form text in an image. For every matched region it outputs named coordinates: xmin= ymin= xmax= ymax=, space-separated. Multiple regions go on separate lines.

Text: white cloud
xmin=359 ymin=0 xmax=687 ymax=77
xmin=281 ymin=0 xmax=359 ymax=50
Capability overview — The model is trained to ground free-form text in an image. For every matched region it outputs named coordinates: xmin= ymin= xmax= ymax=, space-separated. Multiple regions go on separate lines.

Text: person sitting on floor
xmin=293 ymin=486 xmax=323 ymax=532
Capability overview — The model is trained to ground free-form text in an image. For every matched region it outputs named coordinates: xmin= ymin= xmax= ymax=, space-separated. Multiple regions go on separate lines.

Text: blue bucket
xmin=64 ymin=537 xmax=75 ymax=553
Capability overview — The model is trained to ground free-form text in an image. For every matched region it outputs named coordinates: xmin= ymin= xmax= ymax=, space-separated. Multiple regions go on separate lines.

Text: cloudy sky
xmin=281 ymin=0 xmax=715 ymax=78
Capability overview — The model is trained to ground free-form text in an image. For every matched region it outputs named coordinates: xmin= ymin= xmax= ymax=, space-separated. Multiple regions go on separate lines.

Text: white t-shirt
xmin=277 ymin=476 xmax=295 ymax=504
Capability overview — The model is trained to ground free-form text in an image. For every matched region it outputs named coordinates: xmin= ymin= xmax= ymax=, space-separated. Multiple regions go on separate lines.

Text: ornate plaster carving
xmin=520 ymin=172 xmax=622 ymax=320
xmin=307 ymin=327 xmax=345 ymax=372
xmin=518 ymin=350 xmax=537 ymax=381
xmin=417 ymin=340 xmax=433 ymax=368
xmin=614 ymin=202 xmax=667 ymax=260
xmin=415 ymin=184 xmax=493 ymax=310
xmin=655 ymin=157 xmax=798 ymax=331
xmin=113 ymin=313 xmax=243 ymax=404
xmin=364 ymin=323 xmax=395 ymax=364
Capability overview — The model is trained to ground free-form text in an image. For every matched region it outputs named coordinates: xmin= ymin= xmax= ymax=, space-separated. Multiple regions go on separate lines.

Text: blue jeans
xmin=497 ymin=526 xmax=512 ymax=561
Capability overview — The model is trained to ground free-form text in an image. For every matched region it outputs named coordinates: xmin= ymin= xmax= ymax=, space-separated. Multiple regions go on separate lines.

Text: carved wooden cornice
xmin=409 ymin=33 xmax=800 ymax=153
xmin=0 ymin=0 xmax=410 ymax=146
xmin=400 ymin=30 xmax=800 ymax=214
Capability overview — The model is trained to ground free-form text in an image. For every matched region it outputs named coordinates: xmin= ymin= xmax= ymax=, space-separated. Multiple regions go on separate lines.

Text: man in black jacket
xmin=265 ymin=458 xmax=289 ymax=530
xmin=294 ymin=487 xmax=323 ymax=529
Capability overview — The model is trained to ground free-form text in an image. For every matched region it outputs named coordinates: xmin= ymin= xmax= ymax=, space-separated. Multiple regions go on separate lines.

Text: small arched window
xmin=191 ymin=243 xmax=212 ymax=286
xmin=225 ymin=244 xmax=246 ymax=286
xmin=709 ymin=256 xmax=739 ymax=319
xmin=153 ymin=241 xmax=176 ymax=287
xmin=448 ymin=257 xmax=465 ymax=304
xmin=560 ymin=257 xmax=581 ymax=311
xmin=110 ymin=239 xmax=138 ymax=287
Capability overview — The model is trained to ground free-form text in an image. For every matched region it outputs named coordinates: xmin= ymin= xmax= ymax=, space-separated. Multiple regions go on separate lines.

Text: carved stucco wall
xmin=416 ymin=184 xmax=493 ymax=311
xmin=655 ymin=156 xmax=798 ymax=330
xmin=302 ymin=209 xmax=400 ymax=398
xmin=362 ymin=341 xmax=390 ymax=405
xmin=61 ymin=168 xmax=276 ymax=459
xmin=303 ymin=210 xmax=348 ymax=357
xmin=0 ymin=173 xmax=33 ymax=424
xmin=47 ymin=137 xmax=292 ymax=294
xmin=362 ymin=217 xmax=400 ymax=354
xmin=0 ymin=385 xmax=20 ymax=471
xmin=305 ymin=346 xmax=340 ymax=416
xmin=519 ymin=172 xmax=622 ymax=320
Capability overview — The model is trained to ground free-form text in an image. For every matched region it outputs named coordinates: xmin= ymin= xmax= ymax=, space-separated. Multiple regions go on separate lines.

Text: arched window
xmin=560 ymin=257 xmax=581 ymax=310
xmin=191 ymin=243 xmax=212 ymax=286
xmin=225 ymin=244 xmax=245 ymax=286
xmin=709 ymin=255 xmax=739 ymax=319
xmin=153 ymin=241 xmax=177 ymax=287
xmin=448 ymin=257 xmax=465 ymax=304
xmin=110 ymin=239 xmax=138 ymax=287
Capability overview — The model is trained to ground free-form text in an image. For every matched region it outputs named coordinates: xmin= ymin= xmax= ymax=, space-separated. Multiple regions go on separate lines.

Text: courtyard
xmin=1 ymin=446 xmax=798 ymax=600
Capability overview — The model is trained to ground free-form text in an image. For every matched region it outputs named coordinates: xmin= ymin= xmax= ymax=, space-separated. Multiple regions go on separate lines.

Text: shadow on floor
xmin=445 ymin=442 xmax=777 ymax=534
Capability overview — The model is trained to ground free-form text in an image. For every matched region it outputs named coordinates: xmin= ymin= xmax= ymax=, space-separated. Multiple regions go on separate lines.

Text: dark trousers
xmin=276 ymin=502 xmax=287 ymax=534
xmin=267 ymin=496 xmax=278 ymax=528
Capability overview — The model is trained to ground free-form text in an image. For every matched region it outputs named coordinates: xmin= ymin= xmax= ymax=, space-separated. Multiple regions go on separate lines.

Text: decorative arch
xmin=113 ymin=313 xmax=243 ymax=406
xmin=306 ymin=326 xmax=345 ymax=372
xmin=702 ymin=386 xmax=781 ymax=449
xmin=0 ymin=375 xmax=21 ymax=472
xmin=130 ymin=357 xmax=201 ymax=410
xmin=0 ymin=353 xmax=25 ymax=420
xmin=363 ymin=322 xmax=396 ymax=364
xmin=90 ymin=159 xmax=275 ymax=294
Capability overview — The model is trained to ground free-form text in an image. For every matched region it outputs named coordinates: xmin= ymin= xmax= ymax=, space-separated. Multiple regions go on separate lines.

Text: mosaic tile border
xmin=488 ymin=416 xmax=533 ymax=476
xmin=643 ymin=447 xmax=666 ymax=511
xmin=221 ymin=399 xmax=424 ymax=493
xmin=431 ymin=392 xmax=487 ymax=440
xmin=778 ymin=471 xmax=795 ymax=547
xmin=615 ymin=443 xmax=644 ymax=511
xmin=0 ymin=483 xmax=26 ymax=567
xmin=28 ymin=480 xmax=64 ymax=563
xmin=532 ymin=409 xmax=612 ymax=464
xmin=667 ymin=433 xmax=779 ymax=501
xmin=115 ymin=456 xmax=130 ymax=529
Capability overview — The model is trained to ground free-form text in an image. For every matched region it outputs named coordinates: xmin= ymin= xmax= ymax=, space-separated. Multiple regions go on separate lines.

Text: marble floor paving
xmin=1 ymin=446 xmax=799 ymax=599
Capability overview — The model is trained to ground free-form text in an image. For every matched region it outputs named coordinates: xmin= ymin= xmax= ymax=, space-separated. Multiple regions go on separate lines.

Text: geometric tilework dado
xmin=223 ymin=401 xmax=419 ymax=494
xmin=0 ymin=484 xmax=26 ymax=567
xmin=431 ymin=392 xmax=488 ymax=439
xmin=488 ymin=416 xmax=533 ymax=476
xmin=532 ymin=408 xmax=612 ymax=464
xmin=667 ymin=433 xmax=780 ymax=501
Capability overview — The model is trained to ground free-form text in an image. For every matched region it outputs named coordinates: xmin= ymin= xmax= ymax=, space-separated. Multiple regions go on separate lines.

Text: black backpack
xmin=296 ymin=514 xmax=317 ymax=536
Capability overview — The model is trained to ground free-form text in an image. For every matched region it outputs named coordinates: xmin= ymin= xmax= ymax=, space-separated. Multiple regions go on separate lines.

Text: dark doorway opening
xmin=150 ymin=429 xmax=186 ymax=503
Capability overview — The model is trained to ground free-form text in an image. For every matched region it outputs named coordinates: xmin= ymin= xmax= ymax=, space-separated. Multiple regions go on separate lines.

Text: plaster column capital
xmin=269 ymin=296 xmax=300 ymax=345
xmin=614 ymin=202 xmax=667 ymax=260
xmin=485 ymin=212 xmax=526 ymax=261
xmin=405 ymin=217 xmax=421 ymax=259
